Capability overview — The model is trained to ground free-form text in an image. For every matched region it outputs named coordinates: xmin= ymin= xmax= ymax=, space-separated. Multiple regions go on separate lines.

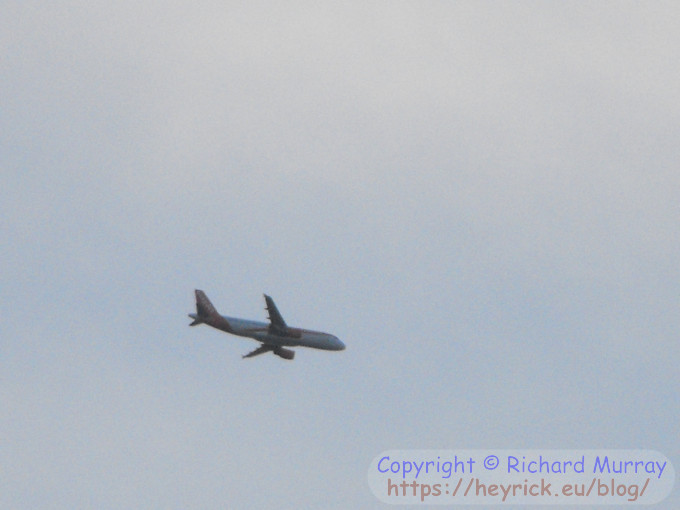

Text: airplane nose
xmin=334 ymin=337 xmax=346 ymax=350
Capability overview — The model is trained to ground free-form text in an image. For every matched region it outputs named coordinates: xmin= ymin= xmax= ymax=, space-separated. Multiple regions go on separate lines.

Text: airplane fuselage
xmin=189 ymin=313 xmax=345 ymax=351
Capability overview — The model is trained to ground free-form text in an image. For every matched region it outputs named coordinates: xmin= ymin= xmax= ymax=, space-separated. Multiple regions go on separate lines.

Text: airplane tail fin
xmin=189 ymin=289 xmax=228 ymax=328
xmin=195 ymin=289 xmax=219 ymax=317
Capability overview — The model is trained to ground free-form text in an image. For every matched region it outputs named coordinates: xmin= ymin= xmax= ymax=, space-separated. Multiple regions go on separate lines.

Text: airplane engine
xmin=274 ymin=347 xmax=295 ymax=360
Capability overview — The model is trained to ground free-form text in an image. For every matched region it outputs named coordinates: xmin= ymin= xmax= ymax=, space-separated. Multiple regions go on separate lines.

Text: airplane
xmin=188 ymin=290 xmax=345 ymax=360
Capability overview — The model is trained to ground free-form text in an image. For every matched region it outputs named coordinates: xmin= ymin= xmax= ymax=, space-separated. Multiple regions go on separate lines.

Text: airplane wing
xmin=264 ymin=294 xmax=288 ymax=336
xmin=242 ymin=345 xmax=274 ymax=358
xmin=242 ymin=343 xmax=296 ymax=360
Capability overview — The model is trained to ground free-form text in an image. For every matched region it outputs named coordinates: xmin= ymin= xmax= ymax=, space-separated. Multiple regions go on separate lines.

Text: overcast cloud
xmin=2 ymin=2 xmax=679 ymax=509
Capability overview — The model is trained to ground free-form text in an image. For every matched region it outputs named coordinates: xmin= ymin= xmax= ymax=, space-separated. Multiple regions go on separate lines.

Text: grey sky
xmin=3 ymin=2 xmax=679 ymax=508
